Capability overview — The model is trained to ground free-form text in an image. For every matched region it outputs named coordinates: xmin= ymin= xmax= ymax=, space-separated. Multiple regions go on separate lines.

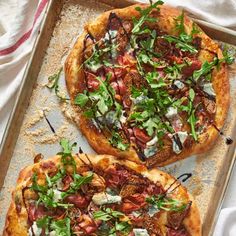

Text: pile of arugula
xmin=30 ymin=139 xmax=93 ymax=235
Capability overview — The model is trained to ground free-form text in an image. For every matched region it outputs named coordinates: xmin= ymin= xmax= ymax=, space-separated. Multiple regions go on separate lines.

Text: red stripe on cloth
xmin=0 ymin=0 xmax=48 ymax=56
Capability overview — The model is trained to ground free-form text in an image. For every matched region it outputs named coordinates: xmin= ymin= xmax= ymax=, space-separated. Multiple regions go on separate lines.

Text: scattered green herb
xmin=162 ymin=35 xmax=198 ymax=54
xmin=109 ymin=131 xmax=129 ymax=151
xmin=146 ymin=195 xmax=187 ymax=212
xmin=47 ymin=68 xmax=69 ymax=101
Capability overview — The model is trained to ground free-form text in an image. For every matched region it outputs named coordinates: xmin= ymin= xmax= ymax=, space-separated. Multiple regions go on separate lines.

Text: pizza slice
xmin=65 ymin=2 xmax=230 ymax=167
xmin=3 ymin=140 xmax=201 ymax=235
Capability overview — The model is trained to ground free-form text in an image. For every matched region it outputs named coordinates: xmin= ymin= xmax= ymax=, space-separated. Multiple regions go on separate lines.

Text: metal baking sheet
xmin=0 ymin=0 xmax=236 ymax=235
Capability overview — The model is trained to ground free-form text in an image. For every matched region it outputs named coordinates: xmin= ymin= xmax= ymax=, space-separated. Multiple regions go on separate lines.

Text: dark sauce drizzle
xmin=212 ymin=124 xmax=233 ymax=145
xmin=177 ymin=173 xmax=192 ymax=182
xmin=43 ymin=111 xmax=56 ymax=134
xmin=163 ymin=172 xmax=192 ymax=196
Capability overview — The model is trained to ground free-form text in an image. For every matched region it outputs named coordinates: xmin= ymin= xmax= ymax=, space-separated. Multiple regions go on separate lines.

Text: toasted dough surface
xmin=3 ymin=154 xmax=201 ymax=236
xmin=65 ymin=4 xmax=229 ymax=167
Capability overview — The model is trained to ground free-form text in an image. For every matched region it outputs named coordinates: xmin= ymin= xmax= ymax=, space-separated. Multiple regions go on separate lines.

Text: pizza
xmin=65 ymin=2 xmax=229 ymax=168
xmin=3 ymin=140 xmax=201 ymax=236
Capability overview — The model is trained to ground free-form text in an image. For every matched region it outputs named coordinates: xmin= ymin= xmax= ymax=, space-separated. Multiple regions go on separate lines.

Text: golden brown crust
xmin=3 ymin=154 xmax=201 ymax=236
xmin=65 ymin=4 xmax=229 ymax=167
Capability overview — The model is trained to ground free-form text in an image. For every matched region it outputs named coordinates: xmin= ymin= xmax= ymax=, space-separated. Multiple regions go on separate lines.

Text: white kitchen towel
xmin=0 ymin=0 xmax=236 ymax=235
xmin=0 ymin=0 xmax=48 ymax=141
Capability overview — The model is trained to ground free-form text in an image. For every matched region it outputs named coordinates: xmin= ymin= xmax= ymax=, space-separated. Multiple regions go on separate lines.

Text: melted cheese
xmin=165 ymin=106 xmax=178 ymax=119
xmin=172 ymin=131 xmax=188 ymax=154
xmin=29 ymin=222 xmax=42 ymax=236
xmin=92 ymin=192 xmax=121 ymax=205
xmin=203 ymin=83 xmax=216 ymax=97
xmin=133 ymin=228 xmax=150 ymax=236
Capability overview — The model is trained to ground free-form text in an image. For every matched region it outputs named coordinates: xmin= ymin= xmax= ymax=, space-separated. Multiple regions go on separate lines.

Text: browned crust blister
xmin=65 ymin=4 xmax=229 ymax=167
xmin=3 ymin=154 xmax=201 ymax=236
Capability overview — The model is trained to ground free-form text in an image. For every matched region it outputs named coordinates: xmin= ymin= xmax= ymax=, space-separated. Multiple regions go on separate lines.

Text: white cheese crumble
xmin=29 ymin=222 xmax=42 ymax=236
xmin=104 ymin=30 xmax=118 ymax=41
xmin=52 ymin=188 xmax=63 ymax=202
xmin=133 ymin=228 xmax=150 ymax=236
xmin=144 ymin=145 xmax=157 ymax=158
xmin=172 ymin=131 xmax=188 ymax=154
xmin=132 ymin=95 xmax=148 ymax=105
xmin=49 ymin=231 xmax=56 ymax=236
xmin=92 ymin=192 xmax=121 ymax=205
xmin=148 ymin=205 xmax=160 ymax=217
xmin=165 ymin=107 xmax=178 ymax=119
xmin=132 ymin=211 xmax=142 ymax=217
xmin=119 ymin=110 xmax=127 ymax=124
xmin=174 ymin=80 xmax=185 ymax=89
xmin=146 ymin=136 xmax=158 ymax=146
xmin=202 ymin=83 xmax=216 ymax=97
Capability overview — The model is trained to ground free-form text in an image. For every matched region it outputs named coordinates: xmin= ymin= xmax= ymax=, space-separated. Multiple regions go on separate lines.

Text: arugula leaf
xmin=131 ymin=86 xmax=148 ymax=98
xmin=146 ymin=195 xmax=187 ymax=212
xmin=109 ymin=131 xmax=129 ymax=151
xmin=51 ymin=218 xmax=71 ymax=236
xmin=174 ymin=11 xmax=185 ymax=35
xmin=145 ymin=71 xmax=166 ymax=89
xmin=30 ymin=173 xmax=48 ymax=193
xmin=47 ymin=68 xmax=69 ymax=101
xmin=93 ymin=208 xmax=131 ymax=235
xmin=57 ymin=139 xmax=77 ymax=170
xmin=93 ymin=208 xmax=124 ymax=221
xmin=180 ymin=88 xmax=197 ymax=141
xmin=132 ymin=1 xmax=163 ymax=34
xmin=36 ymin=216 xmax=51 ymax=235
xmin=109 ymin=221 xmax=131 ymax=235
xmin=63 ymin=172 xmax=93 ymax=197
xmin=162 ymin=35 xmax=198 ymax=54
xmin=222 ymin=45 xmax=235 ymax=65
xmin=174 ymin=11 xmax=200 ymax=43
xmin=74 ymin=92 xmax=89 ymax=107
xmin=193 ymin=57 xmax=218 ymax=81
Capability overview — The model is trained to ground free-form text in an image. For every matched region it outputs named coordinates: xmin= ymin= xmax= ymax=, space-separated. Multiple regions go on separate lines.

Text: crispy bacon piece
xmin=86 ymin=71 xmax=100 ymax=91
xmin=168 ymin=55 xmax=183 ymax=64
xmin=65 ymin=194 xmax=90 ymax=208
xmin=62 ymin=175 xmax=73 ymax=191
xmin=145 ymin=183 xmax=163 ymax=195
xmin=78 ymin=214 xmax=98 ymax=235
xmin=202 ymin=97 xmax=216 ymax=114
xmin=167 ymin=202 xmax=192 ymax=230
xmin=182 ymin=60 xmax=202 ymax=77
xmin=28 ymin=204 xmax=46 ymax=222
xmin=110 ymin=79 xmax=127 ymax=95
xmin=167 ymin=227 xmax=190 ymax=236
xmin=118 ymin=53 xmax=136 ymax=68
xmin=133 ymin=127 xmax=151 ymax=144
xmin=120 ymin=193 xmax=147 ymax=213
xmin=105 ymin=67 xmax=127 ymax=81
xmin=40 ymin=161 xmax=56 ymax=170
xmin=105 ymin=165 xmax=130 ymax=187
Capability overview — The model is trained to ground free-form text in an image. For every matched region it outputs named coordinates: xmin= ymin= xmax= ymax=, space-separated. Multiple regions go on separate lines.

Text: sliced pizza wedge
xmin=3 ymin=140 xmax=201 ymax=236
xmin=65 ymin=2 xmax=230 ymax=167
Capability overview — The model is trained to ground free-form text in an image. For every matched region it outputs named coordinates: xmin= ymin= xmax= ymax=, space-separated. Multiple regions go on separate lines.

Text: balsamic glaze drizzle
xmin=177 ymin=173 xmax=192 ymax=182
xmin=173 ymin=133 xmax=183 ymax=152
xmin=163 ymin=172 xmax=192 ymax=196
xmin=43 ymin=111 xmax=56 ymax=134
xmin=212 ymin=124 xmax=233 ymax=145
